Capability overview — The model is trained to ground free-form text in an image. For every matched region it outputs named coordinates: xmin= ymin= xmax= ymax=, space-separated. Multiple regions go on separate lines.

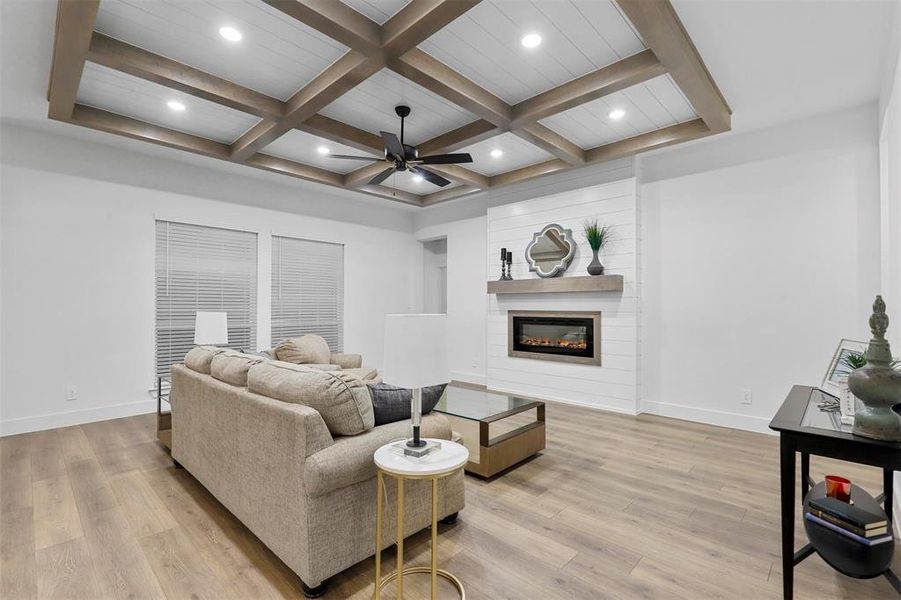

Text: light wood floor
xmin=1 ymin=401 xmax=898 ymax=599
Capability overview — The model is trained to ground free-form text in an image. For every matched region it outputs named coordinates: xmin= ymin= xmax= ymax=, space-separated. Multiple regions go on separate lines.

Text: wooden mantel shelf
xmin=487 ymin=275 xmax=624 ymax=295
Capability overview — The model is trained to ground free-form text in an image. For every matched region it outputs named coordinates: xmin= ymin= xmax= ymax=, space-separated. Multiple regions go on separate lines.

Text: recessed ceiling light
xmin=412 ymin=174 xmax=424 ymax=183
xmin=521 ymin=33 xmax=542 ymax=48
xmin=316 ymin=146 xmax=330 ymax=155
xmin=218 ymin=26 xmax=243 ymax=42
xmin=609 ymin=109 xmax=626 ymax=120
xmin=167 ymin=100 xmax=186 ymax=112
xmin=490 ymin=149 xmax=503 ymax=158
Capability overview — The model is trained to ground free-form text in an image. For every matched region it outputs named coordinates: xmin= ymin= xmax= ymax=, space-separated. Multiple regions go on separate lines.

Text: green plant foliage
xmin=583 ymin=219 xmax=613 ymax=252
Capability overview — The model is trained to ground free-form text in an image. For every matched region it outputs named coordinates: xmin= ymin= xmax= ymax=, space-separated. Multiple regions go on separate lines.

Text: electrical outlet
xmin=66 ymin=386 xmax=78 ymax=401
xmin=741 ymin=389 xmax=753 ymax=406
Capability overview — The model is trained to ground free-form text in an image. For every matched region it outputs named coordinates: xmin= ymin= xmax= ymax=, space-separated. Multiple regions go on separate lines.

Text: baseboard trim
xmin=449 ymin=370 xmax=486 ymax=386
xmin=642 ymin=400 xmax=773 ymax=434
xmin=0 ymin=399 xmax=156 ymax=436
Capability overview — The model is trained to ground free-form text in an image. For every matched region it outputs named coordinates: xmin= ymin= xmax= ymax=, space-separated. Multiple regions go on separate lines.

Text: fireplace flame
xmin=520 ymin=336 xmax=588 ymax=350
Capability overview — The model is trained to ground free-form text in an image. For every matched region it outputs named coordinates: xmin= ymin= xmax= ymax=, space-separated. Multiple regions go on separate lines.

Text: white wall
xmin=639 ymin=104 xmax=881 ymax=432
xmin=417 ymin=217 xmax=488 ymax=384
xmin=421 ymin=238 xmax=447 ymax=314
xmin=1 ymin=130 xmax=422 ymax=436
xmin=487 ymin=179 xmax=640 ymax=413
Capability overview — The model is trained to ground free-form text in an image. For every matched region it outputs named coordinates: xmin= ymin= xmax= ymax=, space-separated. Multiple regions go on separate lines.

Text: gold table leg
xmin=374 ymin=469 xmax=465 ymax=599
xmin=374 ymin=471 xmax=382 ymax=600
xmin=397 ymin=477 xmax=404 ymax=599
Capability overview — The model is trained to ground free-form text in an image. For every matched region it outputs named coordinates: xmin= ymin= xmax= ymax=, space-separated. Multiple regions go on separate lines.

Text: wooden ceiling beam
xmin=488 ymin=159 xmax=569 ymax=188
xmin=47 ymin=0 xmax=99 ymax=120
xmin=426 ymin=164 xmax=489 ymax=189
xmin=260 ymin=0 xmax=382 ymax=53
xmin=357 ymin=185 xmax=423 ymax=206
xmin=381 ymin=0 xmax=481 ymax=55
xmin=417 ymin=119 xmax=501 ymax=155
xmin=296 ymin=114 xmax=384 ymax=154
xmin=421 ymin=185 xmax=482 ymax=206
xmin=88 ymin=33 xmax=285 ymax=120
xmin=69 ymin=104 xmax=232 ymax=159
xmin=344 ymin=161 xmax=392 ymax=187
xmin=583 ymin=118 xmax=711 ymax=162
xmin=245 ymin=153 xmax=344 ymax=186
xmin=513 ymin=123 xmax=585 ymax=165
xmin=615 ymin=0 xmax=731 ymax=132
xmin=230 ymin=51 xmax=382 ymax=161
xmin=510 ymin=49 xmax=665 ymax=125
xmin=389 ymin=48 xmax=511 ymax=126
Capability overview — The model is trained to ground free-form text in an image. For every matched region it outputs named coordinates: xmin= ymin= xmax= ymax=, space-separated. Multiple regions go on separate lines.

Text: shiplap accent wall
xmin=486 ymin=178 xmax=640 ymax=413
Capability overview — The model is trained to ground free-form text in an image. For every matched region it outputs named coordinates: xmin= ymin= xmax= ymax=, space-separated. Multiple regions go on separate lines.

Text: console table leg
xmin=780 ymin=436 xmax=796 ymax=600
xmin=883 ymin=469 xmax=894 ymax=524
xmin=885 ymin=569 xmax=901 ymax=594
xmin=801 ymin=452 xmax=810 ymax=499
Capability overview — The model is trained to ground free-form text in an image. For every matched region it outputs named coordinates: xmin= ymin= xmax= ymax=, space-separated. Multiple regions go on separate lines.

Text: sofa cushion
xmin=275 ymin=334 xmax=331 ymax=365
xmin=342 ymin=367 xmax=379 ymax=382
xmin=247 ymin=361 xmax=374 ymax=436
xmin=303 ymin=363 xmax=342 ymax=372
xmin=184 ymin=345 xmax=226 ymax=374
xmin=304 ymin=413 xmax=452 ymax=497
xmin=210 ymin=351 xmax=266 ymax=387
xmin=367 ymin=383 xmax=447 ymax=426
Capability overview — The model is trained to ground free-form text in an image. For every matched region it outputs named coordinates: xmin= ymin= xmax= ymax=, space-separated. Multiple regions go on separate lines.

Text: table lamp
xmin=194 ymin=311 xmax=228 ymax=346
xmin=383 ymin=314 xmax=448 ymax=457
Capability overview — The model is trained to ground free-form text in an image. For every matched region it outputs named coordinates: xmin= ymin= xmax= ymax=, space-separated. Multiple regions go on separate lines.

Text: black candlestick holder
xmin=498 ymin=248 xmax=508 ymax=281
xmin=504 ymin=252 xmax=513 ymax=280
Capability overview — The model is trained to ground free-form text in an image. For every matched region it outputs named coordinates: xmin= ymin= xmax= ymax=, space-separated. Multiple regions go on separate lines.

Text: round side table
xmin=373 ymin=438 xmax=468 ymax=600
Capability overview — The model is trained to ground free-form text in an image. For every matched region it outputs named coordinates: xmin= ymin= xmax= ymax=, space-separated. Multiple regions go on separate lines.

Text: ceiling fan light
xmin=412 ymin=174 xmax=424 ymax=182
xmin=521 ymin=33 xmax=542 ymax=48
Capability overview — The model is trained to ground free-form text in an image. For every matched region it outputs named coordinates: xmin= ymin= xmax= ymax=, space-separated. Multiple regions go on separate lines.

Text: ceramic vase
xmin=587 ymin=248 xmax=604 ymax=276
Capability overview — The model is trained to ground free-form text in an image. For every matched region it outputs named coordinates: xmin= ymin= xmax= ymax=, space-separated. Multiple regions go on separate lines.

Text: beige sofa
xmin=171 ymin=349 xmax=464 ymax=597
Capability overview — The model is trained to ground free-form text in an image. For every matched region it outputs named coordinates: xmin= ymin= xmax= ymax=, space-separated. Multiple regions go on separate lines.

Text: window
xmin=271 ymin=235 xmax=344 ymax=351
xmin=155 ymin=220 xmax=257 ymax=378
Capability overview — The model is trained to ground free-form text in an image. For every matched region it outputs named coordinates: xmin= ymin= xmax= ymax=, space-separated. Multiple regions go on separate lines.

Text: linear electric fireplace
xmin=508 ymin=310 xmax=601 ymax=365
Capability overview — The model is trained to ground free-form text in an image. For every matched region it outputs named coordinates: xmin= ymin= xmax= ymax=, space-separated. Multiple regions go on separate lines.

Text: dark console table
xmin=770 ymin=385 xmax=900 ymax=599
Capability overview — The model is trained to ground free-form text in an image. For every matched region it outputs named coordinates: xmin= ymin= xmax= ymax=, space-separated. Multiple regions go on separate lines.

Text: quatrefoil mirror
xmin=525 ymin=223 xmax=576 ymax=278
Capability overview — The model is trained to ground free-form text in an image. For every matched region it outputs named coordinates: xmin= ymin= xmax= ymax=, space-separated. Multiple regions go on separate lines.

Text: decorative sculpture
xmin=848 ymin=296 xmax=901 ymax=441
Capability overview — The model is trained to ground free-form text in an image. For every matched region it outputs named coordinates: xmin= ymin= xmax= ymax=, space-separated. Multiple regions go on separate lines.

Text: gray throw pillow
xmin=367 ymin=383 xmax=447 ymax=426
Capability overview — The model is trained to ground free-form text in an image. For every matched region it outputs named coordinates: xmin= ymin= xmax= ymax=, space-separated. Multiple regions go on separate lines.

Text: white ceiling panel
xmin=320 ymin=69 xmax=476 ymax=146
xmin=539 ymin=75 xmax=697 ymax=149
xmin=458 ymin=132 xmax=553 ymax=176
xmin=378 ymin=170 xmax=461 ymax=195
xmin=77 ymin=63 xmax=261 ymax=143
xmin=263 ymin=130 xmax=381 ymax=174
xmin=341 ymin=0 xmax=410 ymax=24
xmin=418 ymin=0 xmax=645 ymax=105
xmin=94 ymin=0 xmax=347 ymax=101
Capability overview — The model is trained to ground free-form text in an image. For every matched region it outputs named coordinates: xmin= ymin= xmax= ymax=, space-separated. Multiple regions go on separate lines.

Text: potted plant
xmin=582 ymin=220 xmax=612 ymax=276
xmin=835 ymin=350 xmax=901 ymax=423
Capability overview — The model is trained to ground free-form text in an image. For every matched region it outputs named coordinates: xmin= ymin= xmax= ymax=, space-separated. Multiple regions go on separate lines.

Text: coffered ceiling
xmin=46 ymin=0 xmax=731 ymax=208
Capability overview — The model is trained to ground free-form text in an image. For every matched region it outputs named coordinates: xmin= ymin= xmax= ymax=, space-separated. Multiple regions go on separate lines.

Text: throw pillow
xmin=275 ymin=334 xmax=331 ymax=365
xmin=184 ymin=345 xmax=226 ymax=374
xmin=367 ymin=383 xmax=447 ymax=426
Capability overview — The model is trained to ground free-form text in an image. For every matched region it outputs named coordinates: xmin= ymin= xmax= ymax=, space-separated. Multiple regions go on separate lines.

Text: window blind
xmin=155 ymin=220 xmax=257 ymax=378
xmin=271 ymin=235 xmax=344 ymax=352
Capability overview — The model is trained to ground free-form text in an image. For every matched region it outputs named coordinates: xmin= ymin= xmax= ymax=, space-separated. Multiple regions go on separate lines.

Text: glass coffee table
xmin=434 ymin=385 xmax=545 ymax=478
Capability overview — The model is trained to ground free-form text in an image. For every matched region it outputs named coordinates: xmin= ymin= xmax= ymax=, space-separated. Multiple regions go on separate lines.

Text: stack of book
xmin=805 ymin=497 xmax=892 ymax=546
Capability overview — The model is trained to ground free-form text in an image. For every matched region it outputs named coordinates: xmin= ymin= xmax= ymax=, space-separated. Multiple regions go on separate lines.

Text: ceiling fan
xmin=328 ymin=105 xmax=473 ymax=187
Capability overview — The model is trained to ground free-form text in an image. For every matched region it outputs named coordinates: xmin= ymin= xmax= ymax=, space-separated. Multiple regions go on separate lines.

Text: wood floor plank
xmin=32 ymin=474 xmax=83 ymax=551
xmin=35 ymin=537 xmax=103 ymax=600
xmin=138 ymin=528 xmax=231 ymax=600
xmin=108 ymin=470 xmax=178 ymax=538
xmin=1 ymin=507 xmax=37 ymax=600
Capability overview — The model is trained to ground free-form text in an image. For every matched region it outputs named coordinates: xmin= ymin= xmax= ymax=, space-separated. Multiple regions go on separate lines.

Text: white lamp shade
xmin=194 ymin=311 xmax=228 ymax=345
xmin=383 ymin=314 xmax=448 ymax=388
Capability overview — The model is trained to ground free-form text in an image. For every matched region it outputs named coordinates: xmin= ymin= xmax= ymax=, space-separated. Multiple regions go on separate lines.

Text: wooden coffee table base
xmin=445 ymin=404 xmax=546 ymax=478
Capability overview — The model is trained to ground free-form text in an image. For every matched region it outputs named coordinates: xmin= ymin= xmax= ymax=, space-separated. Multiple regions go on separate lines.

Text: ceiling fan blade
xmin=380 ymin=131 xmax=404 ymax=159
xmin=416 ymin=153 xmax=473 ymax=165
xmin=411 ymin=166 xmax=451 ymax=187
xmin=329 ymin=154 xmax=379 ymax=161
xmin=369 ymin=168 xmax=395 ymax=186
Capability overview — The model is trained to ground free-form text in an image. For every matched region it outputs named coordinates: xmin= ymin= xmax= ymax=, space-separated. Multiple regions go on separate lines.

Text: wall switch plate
xmin=741 ymin=389 xmax=753 ymax=405
xmin=66 ymin=386 xmax=78 ymax=401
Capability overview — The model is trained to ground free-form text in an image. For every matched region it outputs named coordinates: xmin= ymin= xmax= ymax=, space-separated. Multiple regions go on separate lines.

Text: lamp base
xmin=406 ymin=439 xmax=428 ymax=448
xmin=391 ymin=440 xmax=442 ymax=459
